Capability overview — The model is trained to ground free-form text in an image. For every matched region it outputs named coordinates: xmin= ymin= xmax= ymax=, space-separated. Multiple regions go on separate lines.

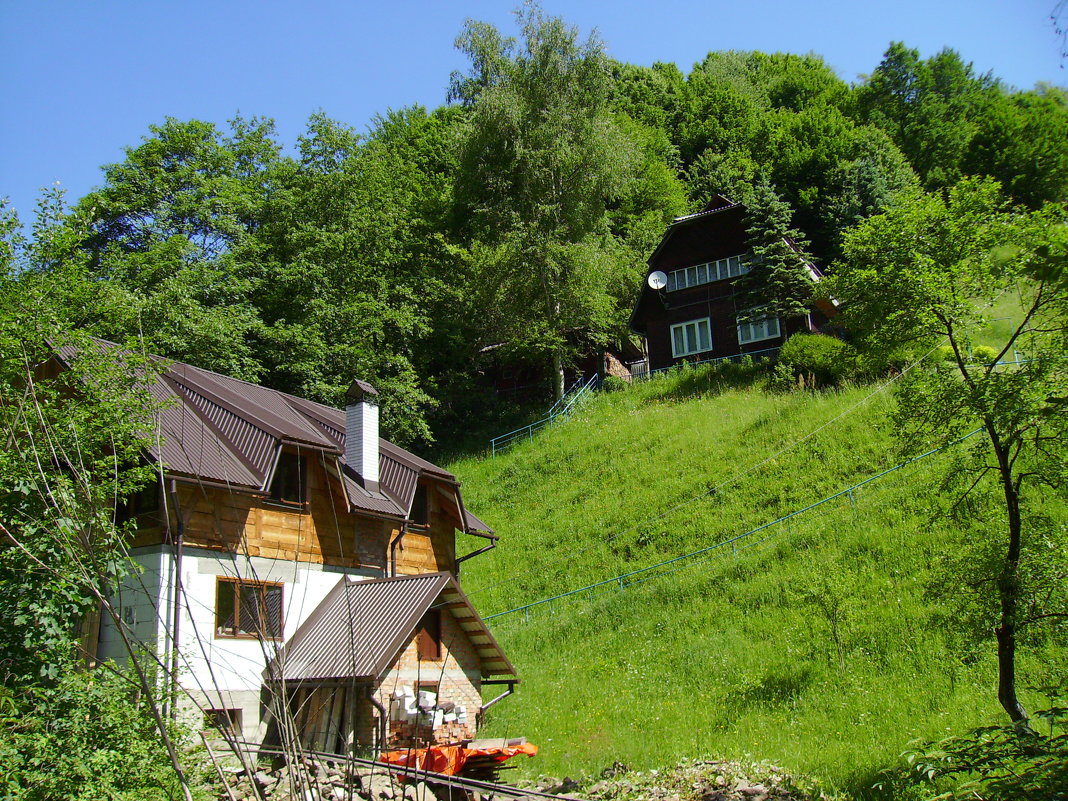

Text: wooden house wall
xmin=648 ymin=208 xmax=748 ymax=274
xmin=637 ymin=207 xmax=829 ymax=371
xmin=394 ymin=484 xmax=457 ymax=575
xmin=132 ymin=455 xmax=391 ymax=573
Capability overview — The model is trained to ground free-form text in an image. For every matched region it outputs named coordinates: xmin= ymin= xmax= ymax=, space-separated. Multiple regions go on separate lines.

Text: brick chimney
xmin=345 ymin=379 xmax=379 ymax=491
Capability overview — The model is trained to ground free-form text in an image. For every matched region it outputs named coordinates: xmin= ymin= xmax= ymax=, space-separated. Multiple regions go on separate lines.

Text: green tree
xmin=736 ymin=179 xmax=816 ymax=320
xmin=451 ymin=2 xmax=640 ymax=398
xmin=0 ymin=203 xmax=197 ymax=799
xmin=855 ymin=43 xmax=999 ymax=190
xmin=826 ymin=178 xmax=1068 ymax=730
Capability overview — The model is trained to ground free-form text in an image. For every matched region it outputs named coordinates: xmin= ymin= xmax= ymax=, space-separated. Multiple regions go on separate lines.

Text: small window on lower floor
xmin=737 ymin=312 xmax=781 ymax=345
xmin=670 ymin=318 xmax=713 ymax=358
xmin=205 ymin=708 xmax=242 ymax=734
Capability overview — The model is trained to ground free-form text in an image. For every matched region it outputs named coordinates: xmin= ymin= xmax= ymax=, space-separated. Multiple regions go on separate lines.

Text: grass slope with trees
xmin=451 ymin=359 xmax=1066 ymax=797
xmin=2 ymin=4 xmax=1067 ymax=799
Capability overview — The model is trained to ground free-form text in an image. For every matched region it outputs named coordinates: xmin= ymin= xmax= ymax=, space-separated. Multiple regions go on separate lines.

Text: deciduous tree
xmin=827 ymin=178 xmax=1068 ymax=730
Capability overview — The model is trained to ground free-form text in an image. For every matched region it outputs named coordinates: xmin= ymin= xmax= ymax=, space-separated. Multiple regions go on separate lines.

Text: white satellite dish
xmin=647 ymin=270 xmax=668 ymax=290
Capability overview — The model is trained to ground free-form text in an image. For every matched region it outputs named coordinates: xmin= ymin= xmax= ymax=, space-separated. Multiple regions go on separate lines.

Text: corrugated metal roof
xmin=56 ymin=338 xmax=493 ymax=530
xmin=379 ymin=452 xmax=419 ymax=511
xmin=268 ymin=572 xmax=515 ymax=683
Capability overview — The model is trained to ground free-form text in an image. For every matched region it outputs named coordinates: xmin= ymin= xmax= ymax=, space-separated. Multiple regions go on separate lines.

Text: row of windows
xmin=669 ymin=313 xmax=781 ymax=358
xmin=666 ymin=255 xmax=748 ymax=292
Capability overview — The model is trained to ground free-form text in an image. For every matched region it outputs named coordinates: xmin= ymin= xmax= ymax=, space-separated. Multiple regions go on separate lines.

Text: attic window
xmin=417 ymin=609 xmax=442 ymax=660
xmin=268 ymin=452 xmax=306 ymax=506
xmin=410 ymin=485 xmax=429 ymax=527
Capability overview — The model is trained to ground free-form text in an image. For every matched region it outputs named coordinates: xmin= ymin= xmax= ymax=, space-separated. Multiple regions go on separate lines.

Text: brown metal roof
xmin=267 ymin=572 xmax=515 ymax=683
xmin=55 ymin=338 xmax=493 ymax=532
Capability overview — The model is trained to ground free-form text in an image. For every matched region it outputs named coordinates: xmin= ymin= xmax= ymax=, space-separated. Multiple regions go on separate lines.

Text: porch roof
xmin=265 ymin=572 xmax=515 ymax=683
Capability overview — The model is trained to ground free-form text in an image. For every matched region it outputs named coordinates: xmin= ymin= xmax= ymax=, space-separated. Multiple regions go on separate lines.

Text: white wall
xmin=98 ymin=544 xmax=381 ymax=738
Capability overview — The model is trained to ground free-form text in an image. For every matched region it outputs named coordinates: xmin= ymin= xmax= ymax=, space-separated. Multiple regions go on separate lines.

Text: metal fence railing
xmin=490 ymin=373 xmax=601 ymax=456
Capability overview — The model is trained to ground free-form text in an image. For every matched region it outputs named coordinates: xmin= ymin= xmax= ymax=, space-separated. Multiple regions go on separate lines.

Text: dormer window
xmin=268 ymin=452 xmax=306 ymax=506
xmin=410 ymin=484 xmax=429 ymax=528
xmin=666 ymin=255 xmax=748 ymax=291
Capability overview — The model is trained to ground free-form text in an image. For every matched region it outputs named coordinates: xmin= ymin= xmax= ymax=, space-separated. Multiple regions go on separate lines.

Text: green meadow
xmin=447 ymin=361 xmax=1066 ymax=798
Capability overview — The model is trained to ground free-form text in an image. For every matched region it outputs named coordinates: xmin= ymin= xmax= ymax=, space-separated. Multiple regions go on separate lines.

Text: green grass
xmin=446 ymin=362 xmax=1066 ymax=798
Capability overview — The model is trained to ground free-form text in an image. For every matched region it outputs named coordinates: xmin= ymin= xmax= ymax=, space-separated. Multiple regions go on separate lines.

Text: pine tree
xmin=736 ymin=179 xmax=815 ymax=320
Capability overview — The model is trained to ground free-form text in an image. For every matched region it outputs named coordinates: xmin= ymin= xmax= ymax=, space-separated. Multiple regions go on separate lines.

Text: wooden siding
xmin=395 ymin=482 xmax=458 ymax=575
xmin=133 ymin=453 xmax=391 ymax=572
xmin=130 ymin=457 xmax=464 ymax=576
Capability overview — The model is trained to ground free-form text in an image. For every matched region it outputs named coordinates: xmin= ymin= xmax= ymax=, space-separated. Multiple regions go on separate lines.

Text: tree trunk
xmin=987 ymin=422 xmax=1033 ymax=733
xmin=552 ymin=351 xmax=565 ymax=401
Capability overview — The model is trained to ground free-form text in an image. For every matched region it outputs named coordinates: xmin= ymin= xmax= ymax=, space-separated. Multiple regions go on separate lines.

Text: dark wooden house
xmin=629 ymin=195 xmax=833 ymax=372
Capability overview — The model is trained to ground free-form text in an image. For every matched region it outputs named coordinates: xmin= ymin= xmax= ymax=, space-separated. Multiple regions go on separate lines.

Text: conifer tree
xmin=736 ymin=179 xmax=815 ymax=320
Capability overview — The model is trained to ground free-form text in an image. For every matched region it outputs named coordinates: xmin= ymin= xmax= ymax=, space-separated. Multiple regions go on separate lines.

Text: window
xmin=268 ymin=452 xmax=306 ymax=506
xmin=666 ymin=255 xmax=749 ymax=291
xmin=215 ymin=578 xmax=283 ymax=639
xmin=417 ymin=609 xmax=442 ymax=660
xmin=410 ymin=485 xmax=429 ymax=528
xmin=736 ymin=312 xmax=782 ymax=345
xmin=205 ymin=708 xmax=242 ymax=734
xmin=670 ymin=318 xmax=713 ymax=358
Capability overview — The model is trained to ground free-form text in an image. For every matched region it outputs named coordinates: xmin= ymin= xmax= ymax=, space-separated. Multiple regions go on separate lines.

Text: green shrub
xmin=778 ymin=333 xmax=860 ymax=387
xmin=934 ymin=345 xmax=956 ymax=362
xmin=896 ymin=693 xmax=1068 ymax=800
xmin=601 ymin=374 xmax=628 ymax=392
xmin=972 ymin=345 xmax=999 ymax=364
xmin=0 ymin=664 xmax=200 ymax=800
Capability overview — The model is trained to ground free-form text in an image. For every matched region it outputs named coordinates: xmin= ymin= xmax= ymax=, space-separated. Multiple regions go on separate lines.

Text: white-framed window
xmin=670 ymin=318 xmax=713 ymax=358
xmin=736 ymin=311 xmax=781 ymax=345
xmin=666 ymin=255 xmax=748 ymax=291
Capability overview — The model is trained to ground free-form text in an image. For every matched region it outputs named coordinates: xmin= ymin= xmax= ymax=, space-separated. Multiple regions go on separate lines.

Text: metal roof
xmin=267 ymin=572 xmax=516 ymax=683
xmin=55 ymin=339 xmax=493 ymax=533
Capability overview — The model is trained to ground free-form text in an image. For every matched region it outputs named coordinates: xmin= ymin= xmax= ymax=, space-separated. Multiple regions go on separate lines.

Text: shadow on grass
xmin=424 ymin=389 xmax=554 ymax=464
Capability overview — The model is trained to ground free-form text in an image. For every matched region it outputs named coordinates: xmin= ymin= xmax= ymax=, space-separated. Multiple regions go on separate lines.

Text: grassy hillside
xmin=446 ymin=362 xmax=1066 ymax=797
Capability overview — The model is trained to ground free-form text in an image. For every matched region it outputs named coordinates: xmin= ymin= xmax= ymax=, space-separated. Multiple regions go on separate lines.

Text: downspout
xmin=479 ymin=679 xmax=517 ymax=714
xmin=389 ymin=523 xmax=408 ymax=578
xmin=454 ymin=537 xmax=497 ymax=576
xmin=167 ymin=478 xmax=185 ymax=722
xmin=366 ymin=685 xmax=388 ymax=750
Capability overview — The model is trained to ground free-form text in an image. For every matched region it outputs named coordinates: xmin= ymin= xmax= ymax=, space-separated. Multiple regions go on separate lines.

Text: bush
xmin=0 ymin=665 xmax=200 ymax=801
xmin=895 ymin=693 xmax=1068 ymax=800
xmin=601 ymin=374 xmax=628 ymax=392
xmin=934 ymin=345 xmax=956 ymax=362
xmin=778 ymin=333 xmax=860 ymax=387
xmin=972 ymin=345 xmax=999 ymax=364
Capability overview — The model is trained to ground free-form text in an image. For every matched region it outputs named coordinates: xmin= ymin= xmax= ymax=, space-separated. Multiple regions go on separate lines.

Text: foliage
xmin=826 ymin=177 xmax=1068 ymax=728
xmin=0 ymin=245 xmax=159 ymax=682
xmin=0 ymin=663 xmax=203 ymax=801
xmin=778 ymin=333 xmax=860 ymax=387
xmin=451 ymin=2 xmax=643 ymax=398
xmin=895 ymin=692 xmax=1068 ymax=799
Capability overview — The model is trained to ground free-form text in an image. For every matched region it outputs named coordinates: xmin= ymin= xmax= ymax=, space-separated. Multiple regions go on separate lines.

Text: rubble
xmin=517 ymin=758 xmax=829 ymax=801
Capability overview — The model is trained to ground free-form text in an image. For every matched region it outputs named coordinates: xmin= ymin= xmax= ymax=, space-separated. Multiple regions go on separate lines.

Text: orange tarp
xmin=379 ymin=743 xmax=538 ymax=776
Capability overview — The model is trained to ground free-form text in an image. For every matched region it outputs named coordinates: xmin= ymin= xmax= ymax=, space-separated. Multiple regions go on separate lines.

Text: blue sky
xmin=1 ymin=0 xmax=1063 ymax=221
